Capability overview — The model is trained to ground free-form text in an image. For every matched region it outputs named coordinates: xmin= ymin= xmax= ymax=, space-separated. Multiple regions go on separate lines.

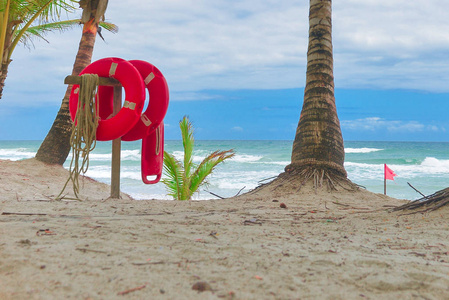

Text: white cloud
xmin=341 ymin=117 xmax=445 ymax=133
xmin=231 ymin=126 xmax=244 ymax=132
xmin=5 ymin=0 xmax=449 ymax=109
xmin=333 ymin=0 xmax=449 ymax=91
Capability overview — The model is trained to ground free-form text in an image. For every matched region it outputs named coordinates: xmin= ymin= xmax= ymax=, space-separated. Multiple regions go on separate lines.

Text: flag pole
xmin=384 ymin=164 xmax=386 ymax=195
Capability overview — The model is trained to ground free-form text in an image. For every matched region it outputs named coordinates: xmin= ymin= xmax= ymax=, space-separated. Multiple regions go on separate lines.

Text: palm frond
xmin=99 ymin=21 xmax=118 ymax=33
xmin=6 ymin=0 xmax=77 ymax=60
xmin=161 ymin=151 xmax=184 ymax=200
xmin=189 ymin=150 xmax=235 ymax=195
xmin=32 ymin=0 xmax=77 ymax=23
xmin=180 ymin=116 xmax=194 ymax=178
xmin=29 ymin=18 xmax=80 ymax=31
xmin=19 ymin=19 xmax=80 ymax=46
xmin=9 ymin=0 xmax=76 ymax=23
xmin=7 ymin=0 xmax=28 ymax=18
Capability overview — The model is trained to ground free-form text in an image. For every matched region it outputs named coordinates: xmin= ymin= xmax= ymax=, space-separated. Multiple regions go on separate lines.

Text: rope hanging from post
xmin=58 ymin=74 xmax=100 ymax=200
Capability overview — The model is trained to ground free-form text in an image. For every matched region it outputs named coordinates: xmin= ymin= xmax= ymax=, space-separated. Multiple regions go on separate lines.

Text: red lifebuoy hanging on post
xmin=122 ymin=60 xmax=169 ymax=183
xmin=68 ymin=57 xmax=168 ymax=185
xmin=121 ymin=60 xmax=169 ymax=141
xmin=69 ymin=57 xmax=145 ymax=141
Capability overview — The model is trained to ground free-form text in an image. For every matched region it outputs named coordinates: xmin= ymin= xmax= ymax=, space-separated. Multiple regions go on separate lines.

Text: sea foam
xmin=0 ymin=148 xmax=35 ymax=160
xmin=346 ymin=157 xmax=449 ymax=181
xmin=345 ymin=148 xmax=383 ymax=154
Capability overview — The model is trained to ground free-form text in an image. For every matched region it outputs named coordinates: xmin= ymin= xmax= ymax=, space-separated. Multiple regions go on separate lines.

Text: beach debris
xmin=209 ymin=231 xmax=219 ymax=239
xmin=272 ymin=199 xmax=279 ymax=202
xmin=117 ymin=284 xmax=147 ymax=296
xmin=36 ymin=229 xmax=56 ymax=236
xmin=258 ymin=176 xmax=277 ymax=184
xmin=407 ymin=182 xmax=429 ymax=200
xmin=132 ymin=259 xmax=205 ymax=266
xmin=254 ymin=275 xmax=263 ymax=280
xmin=205 ymin=190 xmax=225 ymax=199
xmin=75 ymin=248 xmax=108 ymax=254
xmin=204 ymin=186 xmax=246 ymax=199
xmin=409 ymin=252 xmax=426 ymax=257
xmin=280 ymin=203 xmax=287 ymax=209
xmin=2 ymin=212 xmax=47 ymax=216
xmin=243 ymin=218 xmax=262 ymax=226
xmin=192 ymin=281 xmax=213 ymax=292
xmin=17 ymin=239 xmax=36 ymax=246
xmin=392 ymin=187 xmax=449 ymax=214
xmin=234 ymin=186 xmax=246 ymax=197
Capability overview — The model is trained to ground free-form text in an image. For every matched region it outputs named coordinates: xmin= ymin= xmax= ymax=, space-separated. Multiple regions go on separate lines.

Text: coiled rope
xmin=58 ymin=74 xmax=100 ymax=200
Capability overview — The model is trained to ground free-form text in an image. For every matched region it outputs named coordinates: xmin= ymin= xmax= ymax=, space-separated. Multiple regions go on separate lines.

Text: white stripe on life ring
xmin=123 ymin=100 xmax=136 ymax=110
xmin=109 ymin=62 xmax=118 ymax=77
xmin=141 ymin=114 xmax=152 ymax=126
xmin=155 ymin=126 xmax=161 ymax=155
xmin=144 ymin=72 xmax=155 ymax=85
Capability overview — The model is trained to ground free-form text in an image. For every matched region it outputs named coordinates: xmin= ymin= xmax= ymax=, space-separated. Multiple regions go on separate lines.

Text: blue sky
xmin=1 ymin=0 xmax=449 ymax=141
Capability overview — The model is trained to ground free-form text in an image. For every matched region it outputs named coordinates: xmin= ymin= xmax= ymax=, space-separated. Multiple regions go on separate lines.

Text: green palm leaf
xmin=99 ymin=21 xmax=118 ymax=34
xmin=162 ymin=116 xmax=235 ymax=200
xmin=1 ymin=1 xmax=116 ymax=62
xmin=20 ymin=19 xmax=117 ymax=47
xmin=180 ymin=116 xmax=194 ymax=178
xmin=162 ymin=151 xmax=183 ymax=200
xmin=20 ymin=19 xmax=80 ymax=45
xmin=189 ymin=150 xmax=235 ymax=196
xmin=2 ymin=0 xmax=77 ymax=61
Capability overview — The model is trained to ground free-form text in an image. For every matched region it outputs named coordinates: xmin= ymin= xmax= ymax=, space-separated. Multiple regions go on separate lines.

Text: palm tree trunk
xmin=0 ymin=21 xmax=13 ymax=101
xmin=246 ymin=0 xmax=354 ymax=196
xmin=0 ymin=59 xmax=11 ymax=100
xmin=35 ymin=19 xmax=98 ymax=165
xmin=286 ymin=0 xmax=346 ymax=177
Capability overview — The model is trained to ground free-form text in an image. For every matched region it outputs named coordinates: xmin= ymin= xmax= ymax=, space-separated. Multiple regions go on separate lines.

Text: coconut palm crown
xmin=0 ymin=0 xmax=117 ymax=100
xmin=1 ymin=0 xmax=76 ymax=99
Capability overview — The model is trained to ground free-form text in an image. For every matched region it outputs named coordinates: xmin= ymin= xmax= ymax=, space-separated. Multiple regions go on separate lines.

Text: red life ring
xmin=121 ymin=60 xmax=169 ymax=141
xmin=97 ymin=85 xmax=114 ymax=120
xmin=69 ymin=57 xmax=145 ymax=141
xmin=141 ymin=122 xmax=164 ymax=184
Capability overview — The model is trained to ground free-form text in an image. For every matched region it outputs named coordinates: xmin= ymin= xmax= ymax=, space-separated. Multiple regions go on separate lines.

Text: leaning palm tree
xmin=0 ymin=0 xmax=78 ymax=99
xmin=252 ymin=0 xmax=355 ymax=195
xmin=163 ymin=116 xmax=235 ymax=200
xmin=35 ymin=0 xmax=116 ymax=165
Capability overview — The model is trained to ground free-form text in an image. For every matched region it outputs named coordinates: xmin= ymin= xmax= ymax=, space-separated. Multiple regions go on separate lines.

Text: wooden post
xmin=64 ymin=75 xmax=122 ymax=199
xmin=110 ymin=86 xmax=122 ymax=198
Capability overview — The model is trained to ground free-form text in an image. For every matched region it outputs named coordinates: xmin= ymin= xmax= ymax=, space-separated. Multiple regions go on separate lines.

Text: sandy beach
xmin=1 ymin=158 xmax=449 ymax=299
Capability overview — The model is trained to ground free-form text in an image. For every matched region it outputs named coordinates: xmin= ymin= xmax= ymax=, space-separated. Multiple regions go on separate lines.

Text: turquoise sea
xmin=1 ymin=140 xmax=448 ymax=200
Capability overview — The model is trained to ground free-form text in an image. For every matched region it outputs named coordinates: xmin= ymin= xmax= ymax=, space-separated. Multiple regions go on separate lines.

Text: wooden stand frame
xmin=64 ymin=75 xmax=122 ymax=199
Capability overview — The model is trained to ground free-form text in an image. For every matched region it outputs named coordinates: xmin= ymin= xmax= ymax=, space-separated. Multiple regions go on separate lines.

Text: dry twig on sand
xmin=117 ymin=285 xmax=147 ymax=296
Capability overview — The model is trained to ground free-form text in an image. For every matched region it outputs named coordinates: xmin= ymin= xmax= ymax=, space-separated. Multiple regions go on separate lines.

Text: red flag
xmin=384 ymin=164 xmax=397 ymax=181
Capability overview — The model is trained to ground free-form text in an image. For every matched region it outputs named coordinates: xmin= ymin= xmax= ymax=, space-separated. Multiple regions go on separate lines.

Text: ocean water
xmin=1 ymin=140 xmax=449 ymax=201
